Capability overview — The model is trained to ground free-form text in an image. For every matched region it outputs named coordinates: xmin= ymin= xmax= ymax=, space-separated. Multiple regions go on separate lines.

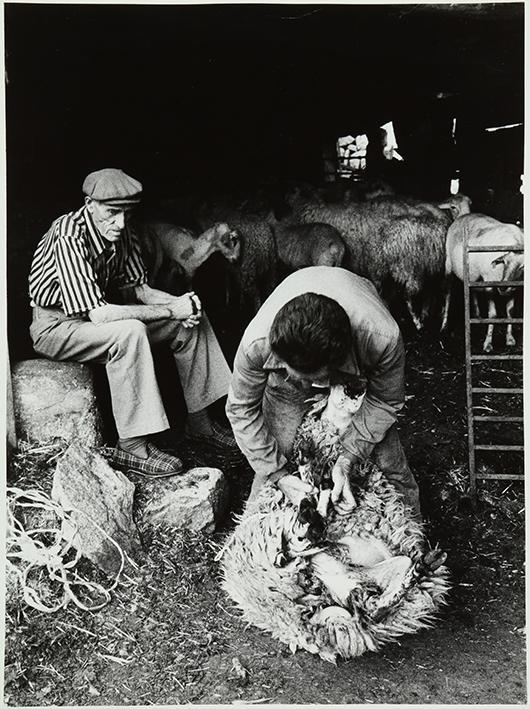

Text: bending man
xmin=226 ymin=266 xmax=421 ymax=519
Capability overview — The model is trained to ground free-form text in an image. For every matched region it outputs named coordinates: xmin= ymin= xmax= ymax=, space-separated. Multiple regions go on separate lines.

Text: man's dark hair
xmin=269 ymin=292 xmax=352 ymax=373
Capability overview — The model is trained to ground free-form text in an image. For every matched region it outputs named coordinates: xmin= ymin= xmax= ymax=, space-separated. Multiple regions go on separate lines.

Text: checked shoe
xmin=111 ymin=442 xmax=184 ymax=478
xmin=185 ymin=421 xmax=240 ymax=453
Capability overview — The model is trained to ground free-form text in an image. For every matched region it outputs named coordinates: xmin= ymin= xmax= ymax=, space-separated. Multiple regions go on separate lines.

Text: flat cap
xmin=82 ymin=168 xmax=142 ymax=205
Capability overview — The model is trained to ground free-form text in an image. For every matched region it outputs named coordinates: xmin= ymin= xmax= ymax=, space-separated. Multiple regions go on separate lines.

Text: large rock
xmin=12 ymin=359 xmax=103 ymax=449
xmin=138 ymin=467 xmax=228 ymax=533
xmin=52 ymin=442 xmax=143 ymax=574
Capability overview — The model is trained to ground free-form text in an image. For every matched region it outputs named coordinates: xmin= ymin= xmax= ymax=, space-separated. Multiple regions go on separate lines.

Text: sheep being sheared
xmin=443 ymin=213 xmax=524 ymax=352
xmin=287 ymin=193 xmax=471 ymax=330
xmin=220 ymin=375 xmax=450 ymax=663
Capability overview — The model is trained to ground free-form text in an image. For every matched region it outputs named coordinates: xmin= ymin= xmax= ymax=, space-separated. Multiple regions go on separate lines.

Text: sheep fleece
xmin=292 ymin=199 xmax=452 ymax=294
xmin=220 ymin=461 xmax=450 ymax=662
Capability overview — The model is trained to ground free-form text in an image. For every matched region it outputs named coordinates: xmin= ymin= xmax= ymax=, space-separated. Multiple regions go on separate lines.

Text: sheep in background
xmin=197 ymin=207 xmax=279 ymax=322
xmin=443 ymin=213 xmax=524 ymax=352
xmin=273 ymin=221 xmax=346 ymax=276
xmin=288 ymin=193 xmax=471 ymax=329
xmin=134 ymin=220 xmax=241 ymax=293
xmin=359 ymin=178 xmax=396 ymax=201
xmin=198 ymin=198 xmax=347 ymax=322
xmin=439 ymin=194 xmax=473 ymax=219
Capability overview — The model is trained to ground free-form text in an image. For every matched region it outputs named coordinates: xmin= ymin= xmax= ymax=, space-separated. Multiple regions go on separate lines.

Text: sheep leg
xmin=336 ymin=534 xmax=392 ymax=566
xmin=440 ymin=279 xmax=452 ymax=332
xmin=361 ymin=556 xmax=414 ymax=621
xmin=414 ymin=548 xmax=447 ymax=577
xmin=483 ymin=298 xmax=496 ymax=353
xmin=405 ymin=297 xmax=423 ymax=331
xmin=471 ymin=291 xmax=481 ymax=318
xmin=505 ymin=297 xmax=516 ymax=347
xmin=310 ymin=552 xmax=361 ymax=607
xmin=420 ymin=296 xmax=431 ymax=328
xmin=316 ymin=488 xmax=332 ymax=518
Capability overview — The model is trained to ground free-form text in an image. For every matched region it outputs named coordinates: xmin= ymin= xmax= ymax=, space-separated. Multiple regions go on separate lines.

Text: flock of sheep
xmin=135 ymin=179 xmax=524 ymax=352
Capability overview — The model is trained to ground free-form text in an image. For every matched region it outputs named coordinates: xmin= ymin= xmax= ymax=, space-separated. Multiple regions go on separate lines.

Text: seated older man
xmin=28 ymin=168 xmax=233 ymax=477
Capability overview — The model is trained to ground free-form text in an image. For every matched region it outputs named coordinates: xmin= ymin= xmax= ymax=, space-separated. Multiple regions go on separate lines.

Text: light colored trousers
xmin=263 ymin=370 xmax=421 ymax=518
xmin=30 ymin=306 xmax=232 ymax=439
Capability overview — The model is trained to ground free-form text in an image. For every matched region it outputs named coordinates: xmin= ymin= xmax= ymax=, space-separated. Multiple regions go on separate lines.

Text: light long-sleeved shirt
xmin=226 ymin=266 xmax=405 ymax=480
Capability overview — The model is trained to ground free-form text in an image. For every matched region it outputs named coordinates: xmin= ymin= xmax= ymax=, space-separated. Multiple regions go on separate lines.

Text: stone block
xmin=12 ymin=359 xmax=103 ymax=448
xmin=138 ymin=467 xmax=228 ymax=534
xmin=52 ymin=442 xmax=144 ymax=574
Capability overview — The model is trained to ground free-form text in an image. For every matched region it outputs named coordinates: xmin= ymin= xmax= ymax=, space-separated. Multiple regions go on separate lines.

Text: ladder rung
xmin=473 ymin=415 xmax=524 ymax=422
xmin=471 ymin=354 xmax=523 ymax=360
xmin=474 ymin=473 xmax=525 ymax=481
xmin=469 ymin=281 xmax=524 ymax=287
xmin=469 ymin=318 xmax=524 ymax=324
xmin=467 ymin=245 xmax=524 ymax=252
xmin=474 ymin=444 xmax=524 ymax=451
xmin=472 ymin=387 xmax=523 ymax=394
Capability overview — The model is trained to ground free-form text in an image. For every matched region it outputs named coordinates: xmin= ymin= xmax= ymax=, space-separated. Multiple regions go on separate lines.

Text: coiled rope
xmin=6 ymin=486 xmax=135 ymax=613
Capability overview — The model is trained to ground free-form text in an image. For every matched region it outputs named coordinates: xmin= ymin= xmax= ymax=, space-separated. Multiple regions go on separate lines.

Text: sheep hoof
xmin=419 ymin=548 xmax=447 ymax=573
xmin=506 ymin=335 xmax=516 ymax=347
xmin=483 ymin=342 xmax=493 ymax=353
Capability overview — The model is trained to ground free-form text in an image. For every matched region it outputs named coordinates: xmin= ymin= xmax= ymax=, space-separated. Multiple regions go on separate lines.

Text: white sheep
xmin=443 ymin=214 xmax=524 ymax=352
xmin=137 ymin=221 xmax=241 ymax=291
xmin=220 ymin=378 xmax=449 ymax=663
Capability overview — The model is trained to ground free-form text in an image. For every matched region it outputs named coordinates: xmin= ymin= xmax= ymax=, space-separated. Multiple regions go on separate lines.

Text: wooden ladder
xmin=463 ymin=240 xmax=524 ymax=496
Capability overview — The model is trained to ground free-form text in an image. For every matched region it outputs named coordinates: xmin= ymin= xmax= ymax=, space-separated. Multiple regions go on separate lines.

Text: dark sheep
xmin=197 ymin=206 xmax=279 ymax=324
xmin=289 ymin=193 xmax=471 ymax=329
xmin=273 ymin=220 xmax=346 ymax=275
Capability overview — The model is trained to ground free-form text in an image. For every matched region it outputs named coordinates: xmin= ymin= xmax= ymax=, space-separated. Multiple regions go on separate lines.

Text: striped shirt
xmin=29 ymin=206 xmax=147 ymax=316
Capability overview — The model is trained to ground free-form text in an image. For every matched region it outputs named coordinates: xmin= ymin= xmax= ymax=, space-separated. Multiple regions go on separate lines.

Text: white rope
xmin=6 ymin=486 xmax=136 ymax=613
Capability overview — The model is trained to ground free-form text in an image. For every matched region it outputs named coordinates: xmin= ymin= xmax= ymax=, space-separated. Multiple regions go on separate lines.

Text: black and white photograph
xmin=3 ymin=1 xmax=525 ymax=705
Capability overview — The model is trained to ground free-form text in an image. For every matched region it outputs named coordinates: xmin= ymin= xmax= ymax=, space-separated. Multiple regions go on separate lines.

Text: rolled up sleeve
xmin=226 ymin=340 xmax=288 ymax=482
xmin=340 ymin=330 xmax=405 ymax=460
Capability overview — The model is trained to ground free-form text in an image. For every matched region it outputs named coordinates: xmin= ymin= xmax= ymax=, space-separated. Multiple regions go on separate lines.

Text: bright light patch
xmin=485 ymin=122 xmax=523 ymax=133
xmin=336 ymin=134 xmax=368 ymax=176
xmin=450 ymin=178 xmax=460 ymax=195
xmin=336 ymin=120 xmax=402 ymax=177
xmin=381 ymin=121 xmax=398 ymax=151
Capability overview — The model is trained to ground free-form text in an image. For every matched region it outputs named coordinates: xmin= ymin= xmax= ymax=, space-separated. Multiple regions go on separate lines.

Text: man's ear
xmin=84 ymin=196 xmax=93 ymax=211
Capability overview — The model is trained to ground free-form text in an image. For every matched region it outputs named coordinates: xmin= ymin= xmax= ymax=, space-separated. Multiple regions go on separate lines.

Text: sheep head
xmin=439 ymin=193 xmax=472 ymax=219
xmin=211 ymin=222 xmax=242 ymax=263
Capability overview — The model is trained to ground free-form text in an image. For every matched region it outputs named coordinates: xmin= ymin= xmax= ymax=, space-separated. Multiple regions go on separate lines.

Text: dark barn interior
xmin=5 ymin=2 xmax=524 ymax=360
xmin=4 ymin=4 xmax=527 ymax=705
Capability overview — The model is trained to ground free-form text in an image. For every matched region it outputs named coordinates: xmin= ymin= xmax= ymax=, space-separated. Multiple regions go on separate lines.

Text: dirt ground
xmin=4 ymin=328 xmax=526 ymax=706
